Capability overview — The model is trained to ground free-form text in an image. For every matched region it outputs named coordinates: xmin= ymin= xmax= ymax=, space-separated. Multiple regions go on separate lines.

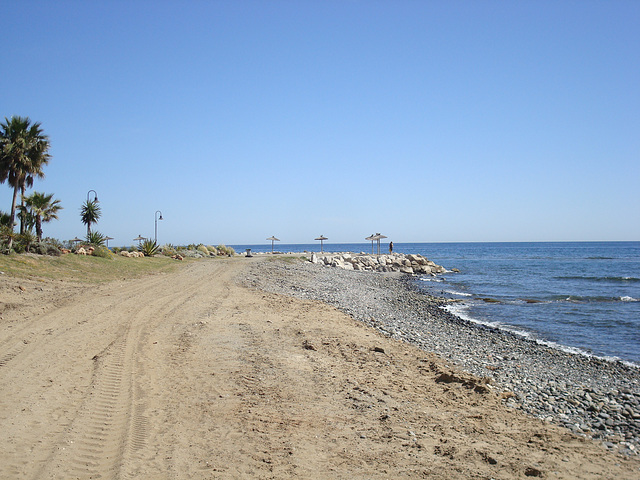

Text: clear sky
xmin=2 ymin=1 xmax=639 ymax=246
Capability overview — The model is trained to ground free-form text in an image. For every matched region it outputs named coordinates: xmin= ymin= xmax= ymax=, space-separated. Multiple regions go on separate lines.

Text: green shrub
xmin=91 ymin=246 xmax=113 ymax=259
xmin=160 ymin=244 xmax=177 ymax=256
xmin=86 ymin=231 xmax=106 ymax=246
xmin=207 ymin=245 xmax=218 ymax=255
xmin=35 ymin=242 xmax=61 ymax=256
xmin=138 ymin=239 xmax=159 ymax=257
xmin=42 ymin=237 xmax=63 ymax=249
xmin=217 ymin=244 xmax=235 ymax=256
xmin=16 ymin=232 xmax=37 ymax=253
xmin=197 ymin=244 xmax=210 ymax=256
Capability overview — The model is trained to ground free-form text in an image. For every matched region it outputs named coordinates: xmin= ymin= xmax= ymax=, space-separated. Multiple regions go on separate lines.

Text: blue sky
xmin=2 ymin=1 xmax=638 ymax=246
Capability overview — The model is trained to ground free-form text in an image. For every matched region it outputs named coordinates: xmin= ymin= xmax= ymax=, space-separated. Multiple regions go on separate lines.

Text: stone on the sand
xmin=313 ymin=252 xmax=447 ymax=276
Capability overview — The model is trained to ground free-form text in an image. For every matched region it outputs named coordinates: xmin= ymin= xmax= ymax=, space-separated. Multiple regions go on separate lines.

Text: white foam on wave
xmin=443 ymin=303 xmax=501 ymax=329
xmin=620 ymin=296 xmax=638 ymax=302
xmin=443 ymin=302 xmax=640 ymax=369
xmin=445 ymin=290 xmax=473 ymax=297
xmin=419 ymin=276 xmax=443 ymax=283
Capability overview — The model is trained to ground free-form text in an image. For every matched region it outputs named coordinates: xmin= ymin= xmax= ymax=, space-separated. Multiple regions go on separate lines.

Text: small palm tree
xmin=80 ymin=199 xmax=101 ymax=236
xmin=0 ymin=116 xmax=51 ymax=247
xmin=0 ymin=209 xmax=14 ymax=228
xmin=21 ymin=191 xmax=63 ymax=242
xmin=86 ymin=230 xmax=106 ymax=246
xmin=138 ymin=239 xmax=159 ymax=257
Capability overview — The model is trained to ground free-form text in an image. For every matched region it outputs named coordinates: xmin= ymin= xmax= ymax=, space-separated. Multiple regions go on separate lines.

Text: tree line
xmin=0 ymin=115 xmax=100 ymax=254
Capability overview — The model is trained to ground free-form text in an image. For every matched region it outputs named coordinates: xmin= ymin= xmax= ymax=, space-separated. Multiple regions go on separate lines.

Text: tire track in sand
xmin=34 ymin=263 xmax=217 ymax=480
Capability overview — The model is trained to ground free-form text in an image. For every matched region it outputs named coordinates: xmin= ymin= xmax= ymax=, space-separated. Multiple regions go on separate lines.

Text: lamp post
xmin=154 ymin=210 xmax=163 ymax=244
xmin=87 ymin=190 xmax=98 ymax=203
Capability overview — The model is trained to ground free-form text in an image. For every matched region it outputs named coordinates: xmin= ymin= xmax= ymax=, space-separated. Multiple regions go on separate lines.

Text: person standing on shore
xmin=389 ymin=241 xmax=393 ymax=254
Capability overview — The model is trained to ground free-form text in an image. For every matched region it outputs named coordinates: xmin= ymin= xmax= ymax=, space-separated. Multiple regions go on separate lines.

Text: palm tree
xmin=80 ymin=199 xmax=101 ymax=236
xmin=0 ymin=116 xmax=51 ymax=249
xmin=21 ymin=191 xmax=62 ymax=242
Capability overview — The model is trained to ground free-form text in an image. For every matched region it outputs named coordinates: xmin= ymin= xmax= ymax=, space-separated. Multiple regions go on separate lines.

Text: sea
xmin=232 ymin=241 xmax=640 ymax=366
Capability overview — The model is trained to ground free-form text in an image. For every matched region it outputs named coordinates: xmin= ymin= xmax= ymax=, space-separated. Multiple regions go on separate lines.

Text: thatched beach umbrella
xmin=371 ymin=233 xmax=387 ymax=255
xmin=133 ymin=234 xmax=146 ymax=246
xmin=365 ymin=234 xmax=375 ymax=254
xmin=314 ymin=235 xmax=328 ymax=253
xmin=71 ymin=236 xmax=83 ymax=245
xmin=105 ymin=236 xmax=114 ymax=248
xmin=266 ymin=236 xmax=280 ymax=253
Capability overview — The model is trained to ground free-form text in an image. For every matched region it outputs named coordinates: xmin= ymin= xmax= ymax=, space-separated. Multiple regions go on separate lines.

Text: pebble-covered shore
xmin=242 ymin=257 xmax=640 ymax=456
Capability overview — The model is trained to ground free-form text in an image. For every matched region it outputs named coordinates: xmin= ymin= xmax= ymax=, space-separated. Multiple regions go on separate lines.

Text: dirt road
xmin=1 ymin=258 xmax=638 ymax=479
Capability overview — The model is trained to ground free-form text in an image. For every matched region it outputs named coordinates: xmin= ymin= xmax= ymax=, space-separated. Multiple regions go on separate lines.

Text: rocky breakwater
xmin=311 ymin=252 xmax=448 ymax=275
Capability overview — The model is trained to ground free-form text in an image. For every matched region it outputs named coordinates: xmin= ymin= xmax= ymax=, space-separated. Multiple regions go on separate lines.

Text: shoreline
xmin=243 ymin=257 xmax=640 ymax=455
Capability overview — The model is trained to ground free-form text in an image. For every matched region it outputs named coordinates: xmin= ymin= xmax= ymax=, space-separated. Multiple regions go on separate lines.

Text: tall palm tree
xmin=21 ymin=192 xmax=62 ymax=242
xmin=0 ymin=116 xmax=51 ymax=249
xmin=80 ymin=199 xmax=101 ymax=236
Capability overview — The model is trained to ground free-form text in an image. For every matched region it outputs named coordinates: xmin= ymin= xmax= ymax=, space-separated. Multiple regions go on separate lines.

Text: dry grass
xmin=0 ymin=252 xmax=194 ymax=284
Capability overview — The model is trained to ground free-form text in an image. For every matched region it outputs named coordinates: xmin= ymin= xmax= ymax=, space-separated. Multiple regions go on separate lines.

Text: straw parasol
xmin=314 ymin=235 xmax=328 ymax=253
xmin=370 ymin=233 xmax=387 ymax=255
xmin=266 ymin=236 xmax=280 ymax=253
xmin=133 ymin=234 xmax=146 ymax=246
xmin=365 ymin=234 xmax=375 ymax=254
xmin=105 ymin=236 xmax=114 ymax=248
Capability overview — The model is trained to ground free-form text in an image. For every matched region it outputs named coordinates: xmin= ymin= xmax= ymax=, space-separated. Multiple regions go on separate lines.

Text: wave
xmin=461 ymin=295 xmax=637 ymax=305
xmin=586 ymin=256 xmax=615 ymax=260
xmin=554 ymin=275 xmax=640 ymax=283
xmin=558 ymin=295 xmax=639 ymax=303
xmin=445 ymin=289 xmax=473 ymax=297
xmin=442 ymin=304 xmax=640 ymax=368
xmin=621 ymin=296 xmax=639 ymax=302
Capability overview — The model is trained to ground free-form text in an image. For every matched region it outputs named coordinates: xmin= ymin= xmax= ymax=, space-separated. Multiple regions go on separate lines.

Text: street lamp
xmin=155 ymin=210 xmax=163 ymax=244
xmin=87 ymin=190 xmax=98 ymax=203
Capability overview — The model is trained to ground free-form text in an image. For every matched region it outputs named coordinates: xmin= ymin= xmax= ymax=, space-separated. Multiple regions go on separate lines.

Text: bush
xmin=42 ymin=237 xmax=63 ymax=250
xmin=138 ymin=239 xmax=159 ymax=257
xmin=217 ymin=244 xmax=235 ymax=256
xmin=91 ymin=245 xmax=113 ymax=259
xmin=35 ymin=242 xmax=61 ymax=256
xmin=86 ymin=231 xmax=106 ymax=246
xmin=206 ymin=245 xmax=218 ymax=255
xmin=16 ymin=232 xmax=37 ymax=253
xmin=197 ymin=244 xmax=210 ymax=256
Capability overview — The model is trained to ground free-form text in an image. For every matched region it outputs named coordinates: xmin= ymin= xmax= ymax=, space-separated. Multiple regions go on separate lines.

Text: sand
xmin=1 ymin=257 xmax=639 ymax=479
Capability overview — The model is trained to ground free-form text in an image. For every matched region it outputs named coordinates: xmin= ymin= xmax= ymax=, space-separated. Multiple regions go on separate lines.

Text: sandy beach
xmin=1 ymin=256 xmax=639 ymax=479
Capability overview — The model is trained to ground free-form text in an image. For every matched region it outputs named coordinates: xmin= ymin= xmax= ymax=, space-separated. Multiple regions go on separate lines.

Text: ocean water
xmin=232 ymin=241 xmax=640 ymax=365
